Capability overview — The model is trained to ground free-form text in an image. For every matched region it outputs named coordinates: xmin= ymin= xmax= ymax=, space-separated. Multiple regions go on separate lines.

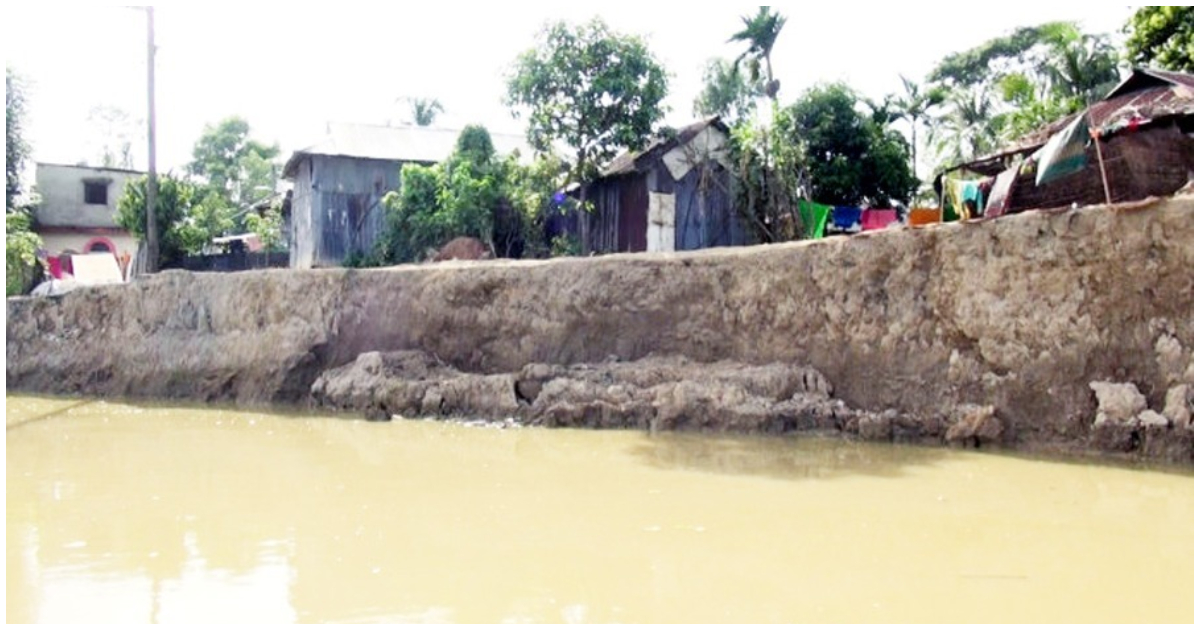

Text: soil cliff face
xmin=7 ymin=197 xmax=1194 ymax=460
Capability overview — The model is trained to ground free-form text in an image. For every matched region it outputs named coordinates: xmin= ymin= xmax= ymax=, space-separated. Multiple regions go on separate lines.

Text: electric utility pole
xmin=144 ymin=6 xmax=159 ymax=273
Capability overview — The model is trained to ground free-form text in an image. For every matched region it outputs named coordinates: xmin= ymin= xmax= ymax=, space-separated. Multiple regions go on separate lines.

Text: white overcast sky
xmin=6 ymin=3 xmax=1136 ymax=175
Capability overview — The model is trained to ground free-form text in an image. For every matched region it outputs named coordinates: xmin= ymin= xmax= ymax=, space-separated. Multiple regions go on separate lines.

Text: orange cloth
xmin=908 ymin=208 xmax=941 ymax=226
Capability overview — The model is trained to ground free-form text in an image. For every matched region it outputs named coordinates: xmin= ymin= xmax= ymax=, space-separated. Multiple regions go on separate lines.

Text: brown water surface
xmin=6 ymin=396 xmax=1193 ymax=623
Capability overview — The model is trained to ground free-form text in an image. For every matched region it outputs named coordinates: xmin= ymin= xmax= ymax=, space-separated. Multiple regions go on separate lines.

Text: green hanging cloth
xmin=1036 ymin=113 xmax=1091 ymax=186
xmin=797 ymin=200 xmax=831 ymax=239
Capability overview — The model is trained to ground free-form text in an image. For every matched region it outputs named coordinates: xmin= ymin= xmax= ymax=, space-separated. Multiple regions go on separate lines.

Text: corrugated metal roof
xmin=600 ymin=116 xmax=728 ymax=178
xmin=282 ymin=123 xmax=534 ymax=178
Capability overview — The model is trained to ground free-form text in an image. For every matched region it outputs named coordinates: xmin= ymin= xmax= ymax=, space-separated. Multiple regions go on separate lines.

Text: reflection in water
xmin=632 ymin=431 xmax=946 ymax=480
xmin=6 ymin=396 xmax=1194 ymax=623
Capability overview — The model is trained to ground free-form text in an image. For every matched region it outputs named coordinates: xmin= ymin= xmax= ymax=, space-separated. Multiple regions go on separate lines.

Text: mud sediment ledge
xmin=7 ymin=197 xmax=1194 ymax=463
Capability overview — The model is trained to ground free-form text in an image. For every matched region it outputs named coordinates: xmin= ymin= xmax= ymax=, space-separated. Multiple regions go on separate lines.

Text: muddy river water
xmin=6 ymin=395 xmax=1193 ymax=623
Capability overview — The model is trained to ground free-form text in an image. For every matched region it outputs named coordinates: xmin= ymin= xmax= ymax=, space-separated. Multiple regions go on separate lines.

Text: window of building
xmin=84 ymin=181 xmax=108 ymax=205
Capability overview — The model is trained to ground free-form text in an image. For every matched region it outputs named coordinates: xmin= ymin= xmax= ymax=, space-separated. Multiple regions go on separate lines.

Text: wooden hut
xmin=936 ymin=68 xmax=1194 ymax=215
xmin=568 ymin=116 xmax=752 ymax=254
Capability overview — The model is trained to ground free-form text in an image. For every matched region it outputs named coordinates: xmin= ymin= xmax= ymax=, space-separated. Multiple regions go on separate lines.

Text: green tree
xmin=377 ymin=164 xmax=443 ymax=264
xmin=505 ymin=17 xmax=668 ymax=250
xmin=7 ymin=67 xmax=41 ymax=295
xmin=408 ymin=98 xmax=444 ymax=126
xmin=6 ymin=212 xmax=41 ymax=296
xmin=933 ymin=87 xmax=1002 ymax=166
xmin=187 ymin=116 xmax=279 ymax=216
xmin=188 ymin=189 xmax=236 ymax=249
xmin=729 ymin=6 xmax=787 ymax=102
xmin=693 ymin=58 xmax=759 ymax=125
xmin=438 ymin=125 xmax=502 ymax=248
xmin=116 ymin=174 xmax=203 ymax=268
xmin=244 ymin=201 xmax=285 ymax=252
xmin=992 ymin=73 xmax=1076 ymax=141
xmin=377 ymin=126 xmax=514 ymax=264
xmin=928 ymin=22 xmax=1075 ymax=86
xmin=787 ymin=83 xmax=917 ymax=207
xmin=927 ymin=21 xmax=1120 ymax=165
xmin=890 ymin=75 xmax=947 ymax=180
xmin=7 ymin=67 xmax=30 ymax=212
xmin=499 ymin=153 xmax=568 ymax=259
xmin=1039 ymin=29 xmax=1120 ymax=104
xmin=1126 ymin=6 xmax=1194 ymax=72
xmin=729 ymin=108 xmax=806 ymax=243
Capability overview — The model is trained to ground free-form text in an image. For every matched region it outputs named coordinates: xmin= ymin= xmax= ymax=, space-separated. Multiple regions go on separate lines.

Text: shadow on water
xmin=628 ymin=431 xmax=951 ymax=482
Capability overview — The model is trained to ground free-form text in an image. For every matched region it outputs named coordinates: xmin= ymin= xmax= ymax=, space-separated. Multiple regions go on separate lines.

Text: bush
xmin=375 ymin=127 xmax=568 ymax=265
xmin=6 ymin=212 xmax=41 ymax=295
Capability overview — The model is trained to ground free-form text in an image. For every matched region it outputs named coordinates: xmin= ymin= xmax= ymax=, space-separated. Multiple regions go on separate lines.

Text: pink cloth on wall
xmin=861 ymin=209 xmax=898 ymax=231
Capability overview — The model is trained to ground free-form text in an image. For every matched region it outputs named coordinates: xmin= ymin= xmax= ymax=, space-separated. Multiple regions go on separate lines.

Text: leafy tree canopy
xmin=6 ymin=212 xmax=41 ymax=296
xmin=694 ymin=58 xmax=759 ymax=125
xmin=6 ymin=66 xmax=41 ymax=295
xmin=787 ymin=83 xmax=917 ymax=207
xmin=116 ymin=174 xmax=205 ymax=268
xmin=7 ymin=67 xmax=30 ymax=212
xmin=924 ymin=21 xmax=1120 ymax=169
xmin=187 ymin=116 xmax=280 ymax=211
xmin=1125 ymin=6 xmax=1194 ymax=72
xmin=505 ymin=18 xmax=668 ymax=184
xmin=929 ymin=22 xmax=1074 ymax=86
xmin=378 ymin=126 xmax=502 ymax=264
xmin=376 ymin=126 xmax=568 ymax=265
xmin=185 ymin=116 xmax=280 ymax=251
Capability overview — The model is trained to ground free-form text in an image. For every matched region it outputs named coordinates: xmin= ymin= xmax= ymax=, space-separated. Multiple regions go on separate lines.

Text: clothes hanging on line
xmin=984 ymin=165 xmax=1020 ymax=218
xmin=861 ymin=209 xmax=898 ymax=231
xmin=830 ymin=206 xmax=862 ymax=232
xmin=907 ymin=208 xmax=941 ymax=226
xmin=943 ymin=177 xmax=987 ymax=220
xmin=797 ymin=200 xmax=831 ymax=239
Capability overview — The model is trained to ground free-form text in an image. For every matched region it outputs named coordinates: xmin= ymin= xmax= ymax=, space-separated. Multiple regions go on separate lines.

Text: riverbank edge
xmin=7 ymin=196 xmax=1194 ymax=464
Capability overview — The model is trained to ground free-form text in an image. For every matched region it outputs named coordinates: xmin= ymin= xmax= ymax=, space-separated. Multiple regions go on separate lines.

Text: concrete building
xmin=34 ymin=163 xmax=143 ymax=266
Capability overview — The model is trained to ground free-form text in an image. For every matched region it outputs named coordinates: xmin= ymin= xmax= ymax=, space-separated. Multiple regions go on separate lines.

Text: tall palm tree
xmin=1040 ymin=32 xmax=1120 ymax=105
xmin=730 ymin=7 xmax=787 ymax=102
xmin=933 ymin=86 xmax=1000 ymax=166
xmin=892 ymin=75 xmax=947 ymax=180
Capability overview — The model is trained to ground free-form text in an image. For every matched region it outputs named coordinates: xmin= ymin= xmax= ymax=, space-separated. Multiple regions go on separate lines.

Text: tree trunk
xmin=911 ymin=121 xmax=918 ymax=185
xmin=576 ymin=156 xmax=590 ymax=254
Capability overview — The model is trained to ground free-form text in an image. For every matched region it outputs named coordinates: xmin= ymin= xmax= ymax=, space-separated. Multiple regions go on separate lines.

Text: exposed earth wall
xmin=8 ymin=197 xmax=1194 ymax=461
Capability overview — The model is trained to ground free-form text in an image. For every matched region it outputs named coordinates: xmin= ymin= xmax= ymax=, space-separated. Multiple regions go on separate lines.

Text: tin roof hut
xmin=936 ymin=68 xmax=1194 ymax=215
xmin=282 ymin=123 xmax=531 ymax=268
xmin=563 ymin=116 xmax=753 ymax=254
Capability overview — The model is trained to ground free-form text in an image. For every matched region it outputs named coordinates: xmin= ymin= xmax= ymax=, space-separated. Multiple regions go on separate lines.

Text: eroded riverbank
xmin=6 ymin=197 xmax=1194 ymax=462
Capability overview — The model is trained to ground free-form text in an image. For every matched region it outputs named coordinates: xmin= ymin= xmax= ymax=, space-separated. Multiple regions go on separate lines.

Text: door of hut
xmin=617 ymin=174 xmax=648 ymax=252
